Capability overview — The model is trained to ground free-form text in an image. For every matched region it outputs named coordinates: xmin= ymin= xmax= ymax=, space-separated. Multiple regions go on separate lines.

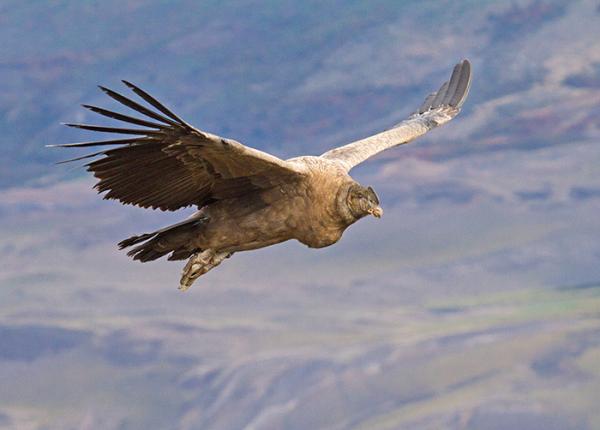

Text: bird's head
xmin=346 ymin=184 xmax=383 ymax=220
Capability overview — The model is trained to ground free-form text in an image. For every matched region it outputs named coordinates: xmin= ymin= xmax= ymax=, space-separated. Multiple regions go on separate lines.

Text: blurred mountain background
xmin=1 ymin=0 xmax=600 ymax=429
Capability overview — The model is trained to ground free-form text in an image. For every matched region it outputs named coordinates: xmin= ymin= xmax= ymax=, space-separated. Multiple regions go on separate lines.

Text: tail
xmin=118 ymin=216 xmax=207 ymax=262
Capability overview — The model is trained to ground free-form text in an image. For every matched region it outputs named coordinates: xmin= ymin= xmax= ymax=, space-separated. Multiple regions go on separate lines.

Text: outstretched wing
xmin=51 ymin=81 xmax=305 ymax=211
xmin=320 ymin=59 xmax=472 ymax=171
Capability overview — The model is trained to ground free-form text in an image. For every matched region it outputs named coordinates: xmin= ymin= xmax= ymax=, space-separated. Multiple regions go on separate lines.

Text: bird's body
xmin=53 ymin=60 xmax=472 ymax=290
xmin=189 ymin=156 xmax=352 ymax=252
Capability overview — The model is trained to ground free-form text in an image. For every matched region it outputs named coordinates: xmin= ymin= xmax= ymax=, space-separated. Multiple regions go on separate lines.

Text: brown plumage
xmin=52 ymin=59 xmax=472 ymax=290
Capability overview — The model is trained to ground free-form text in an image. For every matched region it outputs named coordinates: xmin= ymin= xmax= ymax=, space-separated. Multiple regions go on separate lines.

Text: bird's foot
xmin=179 ymin=249 xmax=232 ymax=291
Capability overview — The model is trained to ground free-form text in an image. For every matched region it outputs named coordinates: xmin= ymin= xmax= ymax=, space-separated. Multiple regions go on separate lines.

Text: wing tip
xmin=451 ymin=59 xmax=472 ymax=108
xmin=119 ymin=79 xmax=192 ymax=129
xmin=121 ymin=79 xmax=136 ymax=89
xmin=415 ymin=58 xmax=472 ymax=115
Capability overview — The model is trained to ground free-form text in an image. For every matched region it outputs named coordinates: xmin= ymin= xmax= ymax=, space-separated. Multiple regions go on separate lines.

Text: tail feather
xmin=126 ymin=247 xmax=159 ymax=262
xmin=119 ymin=216 xmax=206 ymax=262
xmin=118 ymin=232 xmax=156 ymax=249
xmin=127 ymin=245 xmax=170 ymax=262
xmin=168 ymin=249 xmax=195 ymax=261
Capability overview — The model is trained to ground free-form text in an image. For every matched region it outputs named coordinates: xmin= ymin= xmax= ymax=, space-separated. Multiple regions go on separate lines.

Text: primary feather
xmin=321 ymin=59 xmax=471 ymax=170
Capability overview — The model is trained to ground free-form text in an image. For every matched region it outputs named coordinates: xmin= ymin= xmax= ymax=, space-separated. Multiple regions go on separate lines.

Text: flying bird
xmin=52 ymin=59 xmax=472 ymax=290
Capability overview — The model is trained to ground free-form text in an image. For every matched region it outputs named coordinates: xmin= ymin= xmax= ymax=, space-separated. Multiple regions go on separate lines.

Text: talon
xmin=179 ymin=250 xmax=232 ymax=291
xmin=178 ymin=283 xmax=191 ymax=292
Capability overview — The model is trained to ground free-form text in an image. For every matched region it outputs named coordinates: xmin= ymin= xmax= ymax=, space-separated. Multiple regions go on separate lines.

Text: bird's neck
xmin=335 ymin=183 xmax=361 ymax=225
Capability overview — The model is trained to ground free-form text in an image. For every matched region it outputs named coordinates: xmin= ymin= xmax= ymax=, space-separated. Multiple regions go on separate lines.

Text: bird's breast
xmin=284 ymin=168 xmax=350 ymax=248
xmin=295 ymin=223 xmax=346 ymax=248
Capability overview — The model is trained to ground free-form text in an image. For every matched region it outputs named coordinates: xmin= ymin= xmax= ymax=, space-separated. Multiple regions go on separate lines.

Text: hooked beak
xmin=369 ymin=206 xmax=383 ymax=218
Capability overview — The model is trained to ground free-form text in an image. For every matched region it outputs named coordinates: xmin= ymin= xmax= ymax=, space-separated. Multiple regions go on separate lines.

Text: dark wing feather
xmin=53 ymin=82 xmax=304 ymax=211
xmin=121 ymin=80 xmax=189 ymax=125
xmin=62 ymin=123 xmax=163 ymax=136
xmin=97 ymin=85 xmax=185 ymax=128
xmin=81 ymin=104 xmax=167 ymax=129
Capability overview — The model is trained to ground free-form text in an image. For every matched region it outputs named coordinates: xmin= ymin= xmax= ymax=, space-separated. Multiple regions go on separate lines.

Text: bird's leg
xmin=179 ymin=249 xmax=232 ymax=291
